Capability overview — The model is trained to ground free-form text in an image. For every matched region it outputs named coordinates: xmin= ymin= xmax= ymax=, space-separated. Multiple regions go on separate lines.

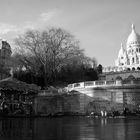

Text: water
xmin=0 ymin=117 xmax=140 ymax=140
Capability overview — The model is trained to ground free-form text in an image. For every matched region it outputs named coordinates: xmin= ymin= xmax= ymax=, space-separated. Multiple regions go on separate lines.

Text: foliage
xmin=96 ymin=64 xmax=103 ymax=74
xmin=12 ymin=27 xmax=98 ymax=88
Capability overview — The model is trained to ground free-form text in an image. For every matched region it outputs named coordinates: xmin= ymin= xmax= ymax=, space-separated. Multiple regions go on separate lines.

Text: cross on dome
xmin=132 ymin=24 xmax=135 ymax=31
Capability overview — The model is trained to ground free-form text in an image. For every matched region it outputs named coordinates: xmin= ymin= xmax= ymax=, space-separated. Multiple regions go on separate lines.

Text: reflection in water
xmin=0 ymin=117 xmax=140 ymax=140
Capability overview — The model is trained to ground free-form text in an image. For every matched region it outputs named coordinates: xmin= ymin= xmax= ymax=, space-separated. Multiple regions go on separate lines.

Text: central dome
xmin=127 ymin=24 xmax=140 ymax=46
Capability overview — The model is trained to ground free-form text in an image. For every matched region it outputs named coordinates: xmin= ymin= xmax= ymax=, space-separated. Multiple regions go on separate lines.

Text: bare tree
xmin=13 ymin=28 xmax=89 ymax=87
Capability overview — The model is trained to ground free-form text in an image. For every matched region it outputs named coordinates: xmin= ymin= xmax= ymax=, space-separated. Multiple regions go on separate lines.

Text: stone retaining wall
xmin=34 ymin=94 xmax=81 ymax=116
xmin=101 ymin=71 xmax=140 ymax=81
xmin=34 ymin=85 xmax=140 ymax=116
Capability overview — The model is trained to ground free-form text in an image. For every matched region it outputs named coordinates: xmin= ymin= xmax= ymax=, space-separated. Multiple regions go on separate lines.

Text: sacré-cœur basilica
xmin=67 ymin=24 xmax=140 ymax=114
xmin=101 ymin=24 xmax=140 ymax=81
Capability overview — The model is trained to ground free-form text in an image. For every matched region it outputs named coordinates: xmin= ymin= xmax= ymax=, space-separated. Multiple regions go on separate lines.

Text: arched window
xmin=132 ymin=57 xmax=135 ymax=63
xmin=116 ymin=76 xmax=122 ymax=81
xmin=127 ymin=68 xmax=130 ymax=71
xmin=127 ymin=75 xmax=135 ymax=80
xmin=127 ymin=59 xmax=130 ymax=65
xmin=137 ymin=58 xmax=139 ymax=64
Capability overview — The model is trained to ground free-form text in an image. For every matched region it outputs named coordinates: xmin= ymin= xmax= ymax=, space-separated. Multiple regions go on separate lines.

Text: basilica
xmin=103 ymin=24 xmax=140 ymax=72
xmin=101 ymin=24 xmax=140 ymax=81
xmin=116 ymin=24 xmax=140 ymax=70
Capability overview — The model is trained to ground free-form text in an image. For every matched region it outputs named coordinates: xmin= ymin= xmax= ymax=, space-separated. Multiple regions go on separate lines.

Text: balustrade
xmin=68 ymin=84 xmax=73 ymax=89
xmin=106 ymin=80 xmax=116 ymax=85
xmin=66 ymin=78 xmax=140 ymax=92
xmin=67 ymin=79 xmax=140 ymax=91
xmin=95 ymin=81 xmax=105 ymax=85
xmin=84 ymin=81 xmax=94 ymax=87
xmin=74 ymin=83 xmax=80 ymax=87
xmin=67 ymin=80 xmax=107 ymax=91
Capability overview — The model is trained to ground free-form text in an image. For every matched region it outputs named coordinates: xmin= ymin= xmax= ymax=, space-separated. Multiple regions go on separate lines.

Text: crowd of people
xmin=89 ymin=107 xmax=140 ymax=118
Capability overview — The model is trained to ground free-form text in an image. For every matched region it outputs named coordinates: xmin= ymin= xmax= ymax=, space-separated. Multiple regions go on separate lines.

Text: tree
xmin=13 ymin=28 xmax=91 ymax=87
xmin=97 ymin=64 xmax=103 ymax=74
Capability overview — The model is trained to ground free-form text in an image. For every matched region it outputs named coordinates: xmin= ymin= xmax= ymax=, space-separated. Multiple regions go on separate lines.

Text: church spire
xmin=121 ymin=42 xmax=123 ymax=48
xmin=118 ymin=43 xmax=125 ymax=58
xmin=132 ymin=24 xmax=135 ymax=32
xmin=120 ymin=43 xmax=124 ymax=51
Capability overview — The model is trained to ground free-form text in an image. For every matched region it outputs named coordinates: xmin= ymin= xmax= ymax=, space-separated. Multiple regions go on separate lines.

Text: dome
xmin=127 ymin=24 xmax=140 ymax=46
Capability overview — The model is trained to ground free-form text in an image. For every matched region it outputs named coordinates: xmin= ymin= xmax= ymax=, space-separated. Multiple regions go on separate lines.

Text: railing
xmin=74 ymin=83 xmax=81 ymax=88
xmin=67 ymin=80 xmax=118 ymax=91
xmin=95 ymin=81 xmax=106 ymax=85
xmin=106 ymin=80 xmax=116 ymax=85
xmin=66 ymin=78 xmax=140 ymax=92
xmin=84 ymin=81 xmax=94 ymax=87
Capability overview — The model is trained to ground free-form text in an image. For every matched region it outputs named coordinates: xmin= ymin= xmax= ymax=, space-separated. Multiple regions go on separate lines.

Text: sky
xmin=0 ymin=0 xmax=140 ymax=66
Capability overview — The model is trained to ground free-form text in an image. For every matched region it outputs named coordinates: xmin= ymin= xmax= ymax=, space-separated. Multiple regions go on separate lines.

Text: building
xmin=59 ymin=24 xmax=140 ymax=115
xmin=116 ymin=24 xmax=140 ymax=70
xmin=0 ymin=39 xmax=12 ymax=80
xmin=35 ymin=24 xmax=140 ymax=116
xmin=102 ymin=24 xmax=140 ymax=81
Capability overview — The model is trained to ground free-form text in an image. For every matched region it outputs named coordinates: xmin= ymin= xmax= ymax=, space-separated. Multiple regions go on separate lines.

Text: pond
xmin=0 ymin=117 xmax=140 ymax=140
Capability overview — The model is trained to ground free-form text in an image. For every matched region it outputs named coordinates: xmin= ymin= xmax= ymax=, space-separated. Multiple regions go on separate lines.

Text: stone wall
xmin=123 ymin=92 xmax=140 ymax=110
xmin=34 ymin=94 xmax=81 ymax=116
xmin=73 ymin=88 xmax=124 ymax=114
xmin=73 ymin=86 xmax=140 ymax=113
xmin=33 ymin=90 xmax=122 ymax=115
xmin=34 ymin=84 xmax=140 ymax=116
xmin=100 ymin=71 xmax=140 ymax=81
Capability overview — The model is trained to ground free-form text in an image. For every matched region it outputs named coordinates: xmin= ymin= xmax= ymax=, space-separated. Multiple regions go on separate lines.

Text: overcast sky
xmin=0 ymin=0 xmax=140 ymax=66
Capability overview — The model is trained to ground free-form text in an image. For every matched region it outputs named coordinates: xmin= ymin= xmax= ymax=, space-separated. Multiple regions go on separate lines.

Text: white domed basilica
xmin=115 ymin=24 xmax=140 ymax=71
xmin=103 ymin=24 xmax=140 ymax=73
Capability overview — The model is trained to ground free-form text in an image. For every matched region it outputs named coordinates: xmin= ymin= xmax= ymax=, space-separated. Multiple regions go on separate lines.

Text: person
xmin=104 ymin=111 xmax=107 ymax=117
xmin=90 ymin=111 xmax=94 ymax=116
xmin=101 ymin=110 xmax=104 ymax=117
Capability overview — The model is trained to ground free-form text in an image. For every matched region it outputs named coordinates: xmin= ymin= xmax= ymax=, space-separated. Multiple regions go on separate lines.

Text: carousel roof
xmin=0 ymin=77 xmax=41 ymax=93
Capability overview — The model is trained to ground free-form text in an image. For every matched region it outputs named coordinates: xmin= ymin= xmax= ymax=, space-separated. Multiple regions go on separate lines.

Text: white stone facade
xmin=103 ymin=24 xmax=140 ymax=73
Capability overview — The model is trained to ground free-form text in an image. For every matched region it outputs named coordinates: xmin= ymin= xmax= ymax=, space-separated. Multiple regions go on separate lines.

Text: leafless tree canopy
xmin=13 ymin=28 xmax=94 ymax=86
